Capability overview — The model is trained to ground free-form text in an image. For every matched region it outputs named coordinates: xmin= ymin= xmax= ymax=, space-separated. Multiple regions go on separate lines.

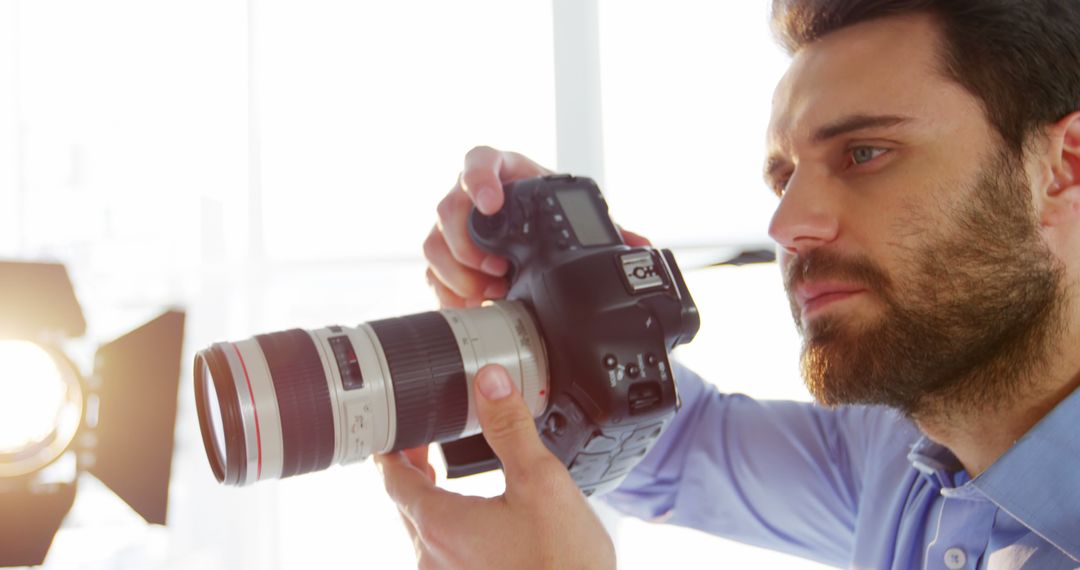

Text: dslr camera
xmin=194 ymin=174 xmax=699 ymax=497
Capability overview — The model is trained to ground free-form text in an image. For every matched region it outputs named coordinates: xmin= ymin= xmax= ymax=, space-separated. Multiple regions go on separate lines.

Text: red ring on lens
xmin=230 ymin=342 xmax=263 ymax=480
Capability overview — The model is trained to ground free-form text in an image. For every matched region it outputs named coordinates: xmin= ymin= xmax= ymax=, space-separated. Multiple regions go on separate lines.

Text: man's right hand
xmin=423 ymin=146 xmax=552 ymax=308
xmin=423 ymin=145 xmax=652 ymax=308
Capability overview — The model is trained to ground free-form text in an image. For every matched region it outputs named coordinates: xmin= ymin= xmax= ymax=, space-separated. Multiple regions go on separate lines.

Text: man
xmin=374 ymin=1 xmax=1080 ymax=568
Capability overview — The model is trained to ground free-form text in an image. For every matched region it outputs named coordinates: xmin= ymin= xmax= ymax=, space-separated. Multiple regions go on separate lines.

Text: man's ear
xmin=1039 ymin=111 xmax=1080 ymax=227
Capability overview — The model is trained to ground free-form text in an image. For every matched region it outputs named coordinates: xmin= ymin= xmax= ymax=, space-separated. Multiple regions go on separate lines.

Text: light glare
xmin=0 ymin=340 xmax=83 ymax=478
xmin=0 ymin=341 xmax=67 ymax=454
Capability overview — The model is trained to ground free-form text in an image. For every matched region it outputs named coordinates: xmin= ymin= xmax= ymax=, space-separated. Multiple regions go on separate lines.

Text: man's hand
xmin=374 ymin=364 xmax=616 ymax=570
xmin=424 ymin=146 xmax=652 ymax=308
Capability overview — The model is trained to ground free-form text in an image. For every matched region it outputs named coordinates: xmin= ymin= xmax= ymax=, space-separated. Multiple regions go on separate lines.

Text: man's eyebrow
xmin=812 ymin=114 xmax=913 ymax=143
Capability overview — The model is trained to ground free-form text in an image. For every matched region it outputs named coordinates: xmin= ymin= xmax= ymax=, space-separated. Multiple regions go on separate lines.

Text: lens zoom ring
xmin=256 ymin=330 xmax=335 ymax=478
xmin=369 ymin=312 xmax=467 ymax=451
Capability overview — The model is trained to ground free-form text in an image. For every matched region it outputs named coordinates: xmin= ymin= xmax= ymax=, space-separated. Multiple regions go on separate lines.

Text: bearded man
xmin=375 ymin=1 xmax=1080 ymax=568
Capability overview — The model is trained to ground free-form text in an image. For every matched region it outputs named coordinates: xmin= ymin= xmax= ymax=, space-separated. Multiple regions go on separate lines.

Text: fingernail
xmin=476 ymin=187 xmax=499 ymax=214
xmin=477 ymin=367 xmax=513 ymax=400
xmin=480 ymin=255 xmax=508 ymax=277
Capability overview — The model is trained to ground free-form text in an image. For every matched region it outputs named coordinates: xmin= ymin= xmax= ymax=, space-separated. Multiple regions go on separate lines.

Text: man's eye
xmin=772 ymin=177 xmax=790 ymax=197
xmin=849 ymin=146 xmax=887 ymax=166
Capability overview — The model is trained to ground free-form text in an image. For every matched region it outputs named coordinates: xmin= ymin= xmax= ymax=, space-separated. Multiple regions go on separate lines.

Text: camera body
xmin=447 ymin=174 xmax=700 ymax=496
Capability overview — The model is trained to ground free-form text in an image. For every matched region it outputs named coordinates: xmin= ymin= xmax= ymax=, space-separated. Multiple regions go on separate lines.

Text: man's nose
xmin=768 ymin=169 xmax=840 ymax=257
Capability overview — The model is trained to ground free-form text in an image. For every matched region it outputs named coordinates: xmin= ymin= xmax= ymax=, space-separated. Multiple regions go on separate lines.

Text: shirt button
xmin=944 ymin=547 xmax=967 ymax=569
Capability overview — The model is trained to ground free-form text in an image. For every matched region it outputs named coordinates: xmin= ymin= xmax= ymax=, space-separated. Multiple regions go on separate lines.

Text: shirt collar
xmin=907 ymin=385 xmax=1080 ymax=562
xmin=973 ymin=384 xmax=1080 ymax=562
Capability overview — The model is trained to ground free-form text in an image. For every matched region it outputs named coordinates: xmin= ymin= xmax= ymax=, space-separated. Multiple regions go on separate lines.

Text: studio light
xmin=0 ymin=261 xmax=186 ymax=567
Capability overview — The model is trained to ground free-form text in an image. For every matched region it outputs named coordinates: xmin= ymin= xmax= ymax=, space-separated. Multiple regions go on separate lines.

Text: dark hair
xmin=770 ymin=0 xmax=1080 ymax=154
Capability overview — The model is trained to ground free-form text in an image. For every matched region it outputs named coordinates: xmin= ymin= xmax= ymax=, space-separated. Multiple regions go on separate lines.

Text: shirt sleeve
xmin=603 ymin=362 xmax=905 ymax=568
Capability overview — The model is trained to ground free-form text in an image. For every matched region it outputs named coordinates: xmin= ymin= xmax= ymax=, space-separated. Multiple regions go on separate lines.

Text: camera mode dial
xmin=470 ymin=209 xmax=509 ymax=242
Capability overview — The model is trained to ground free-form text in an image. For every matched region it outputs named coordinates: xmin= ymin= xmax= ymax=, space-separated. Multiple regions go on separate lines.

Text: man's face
xmin=764 ymin=14 xmax=1064 ymax=416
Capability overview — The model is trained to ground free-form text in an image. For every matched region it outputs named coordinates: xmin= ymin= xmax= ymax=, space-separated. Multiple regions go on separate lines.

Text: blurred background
xmin=0 ymin=0 xmax=827 ymax=568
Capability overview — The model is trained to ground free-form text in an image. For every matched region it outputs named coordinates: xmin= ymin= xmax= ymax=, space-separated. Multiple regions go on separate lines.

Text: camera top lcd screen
xmin=555 ymin=188 xmax=616 ymax=247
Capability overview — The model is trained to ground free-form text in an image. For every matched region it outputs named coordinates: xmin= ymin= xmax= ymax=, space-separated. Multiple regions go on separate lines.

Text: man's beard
xmin=786 ymin=149 xmax=1067 ymax=419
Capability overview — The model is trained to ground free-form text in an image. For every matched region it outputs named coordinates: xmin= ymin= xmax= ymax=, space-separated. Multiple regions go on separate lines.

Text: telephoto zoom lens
xmin=193 ymin=301 xmax=548 ymax=486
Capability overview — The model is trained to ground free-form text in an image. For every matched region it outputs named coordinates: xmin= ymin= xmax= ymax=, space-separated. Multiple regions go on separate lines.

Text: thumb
xmin=473 ymin=364 xmax=552 ymax=480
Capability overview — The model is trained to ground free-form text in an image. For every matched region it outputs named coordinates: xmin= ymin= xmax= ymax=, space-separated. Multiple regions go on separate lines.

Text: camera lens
xmin=193 ymin=301 xmax=548 ymax=486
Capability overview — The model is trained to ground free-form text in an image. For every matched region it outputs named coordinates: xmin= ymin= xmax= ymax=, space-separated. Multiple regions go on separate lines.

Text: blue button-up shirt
xmin=605 ymin=364 xmax=1080 ymax=569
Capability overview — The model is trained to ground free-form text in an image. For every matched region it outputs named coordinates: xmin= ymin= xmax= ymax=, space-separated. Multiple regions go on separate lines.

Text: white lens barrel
xmin=440 ymin=301 xmax=549 ymax=438
xmin=225 ymin=339 xmax=285 ymax=483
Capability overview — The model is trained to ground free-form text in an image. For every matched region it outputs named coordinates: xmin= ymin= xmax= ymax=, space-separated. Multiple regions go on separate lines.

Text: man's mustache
xmin=784 ymin=249 xmax=894 ymax=295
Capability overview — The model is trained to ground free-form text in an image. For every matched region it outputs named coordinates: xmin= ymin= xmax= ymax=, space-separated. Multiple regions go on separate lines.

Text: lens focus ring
xmin=369 ymin=312 xmax=467 ymax=451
